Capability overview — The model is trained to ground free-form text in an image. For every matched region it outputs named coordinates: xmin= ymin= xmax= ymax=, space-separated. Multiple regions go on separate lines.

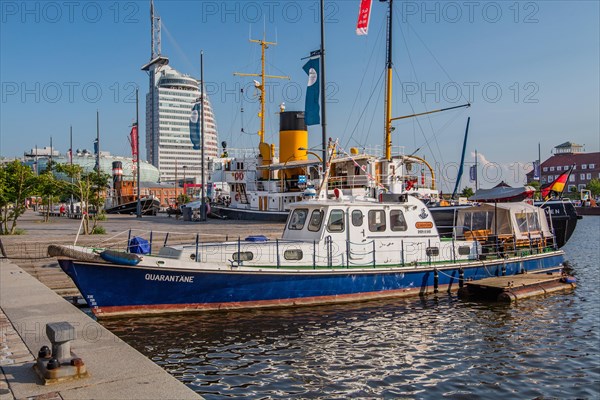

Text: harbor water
xmin=103 ymin=216 xmax=599 ymax=399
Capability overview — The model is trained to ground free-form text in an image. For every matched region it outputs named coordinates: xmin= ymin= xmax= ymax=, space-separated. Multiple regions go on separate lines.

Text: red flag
xmin=130 ymin=123 xmax=138 ymax=163
xmin=356 ymin=0 xmax=373 ymax=35
xmin=541 ymin=166 xmax=572 ymax=200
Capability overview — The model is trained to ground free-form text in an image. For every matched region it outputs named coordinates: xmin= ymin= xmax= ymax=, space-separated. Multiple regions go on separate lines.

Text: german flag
xmin=541 ymin=166 xmax=573 ymax=200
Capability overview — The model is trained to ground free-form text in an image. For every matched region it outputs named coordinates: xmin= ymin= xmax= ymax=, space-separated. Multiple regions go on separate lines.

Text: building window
xmin=548 ymin=176 xmax=554 ymax=182
xmin=557 ymin=166 xmax=562 ymax=171
xmin=549 ymin=167 xmax=555 ymax=172
xmin=569 ymin=175 xmax=575 ymax=182
xmin=587 ymin=173 xmax=592 ymax=180
xmin=542 ymin=167 xmax=548 ymax=172
xmin=568 ymin=185 xmax=577 ymax=192
xmin=564 ymin=166 xmax=569 ymax=171
xmin=590 ymin=164 xmax=596 ymax=169
xmin=580 ymin=173 xmax=586 ymax=180
xmin=582 ymin=164 xmax=587 ymax=170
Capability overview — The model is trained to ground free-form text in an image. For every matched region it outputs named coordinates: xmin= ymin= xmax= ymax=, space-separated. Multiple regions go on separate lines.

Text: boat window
xmin=390 ymin=210 xmax=408 ymax=231
xmin=351 ymin=210 xmax=363 ymax=226
xmin=426 ymin=247 xmax=439 ymax=257
xmin=526 ymin=212 xmax=540 ymax=232
xmin=458 ymin=246 xmax=471 ymax=256
xmin=471 ymin=211 xmax=493 ymax=231
xmin=368 ymin=210 xmax=386 ymax=232
xmin=288 ymin=208 xmax=309 ymax=230
xmin=308 ymin=210 xmax=324 ymax=232
xmin=327 ymin=209 xmax=345 ymax=232
xmin=284 ymin=249 xmax=303 ymax=260
xmin=233 ymin=252 xmax=253 ymax=262
xmin=515 ymin=212 xmax=529 ymax=233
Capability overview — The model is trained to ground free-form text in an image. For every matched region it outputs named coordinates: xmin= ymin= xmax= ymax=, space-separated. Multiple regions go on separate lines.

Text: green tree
xmin=461 ymin=186 xmax=474 ymax=198
xmin=36 ymin=170 xmax=65 ymax=222
xmin=177 ymin=193 xmax=191 ymax=205
xmin=587 ymin=178 xmax=600 ymax=197
xmin=0 ymin=161 xmax=37 ymax=234
xmin=56 ymin=164 xmax=110 ymax=235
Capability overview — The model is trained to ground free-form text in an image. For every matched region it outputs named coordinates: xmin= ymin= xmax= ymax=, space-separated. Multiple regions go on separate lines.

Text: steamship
xmin=104 ymin=161 xmax=160 ymax=215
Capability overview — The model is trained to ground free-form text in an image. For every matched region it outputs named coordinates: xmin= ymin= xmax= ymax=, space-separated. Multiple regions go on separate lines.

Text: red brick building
xmin=527 ymin=142 xmax=600 ymax=192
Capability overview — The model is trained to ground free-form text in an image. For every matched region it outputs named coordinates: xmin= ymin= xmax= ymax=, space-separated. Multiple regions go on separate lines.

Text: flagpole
xmin=475 ymin=149 xmax=478 ymax=191
xmin=320 ymin=0 xmax=327 ymax=173
xmin=70 ymin=126 xmax=74 ymax=215
xmin=200 ymin=50 xmax=206 ymax=221
xmin=136 ymin=87 xmax=142 ymax=218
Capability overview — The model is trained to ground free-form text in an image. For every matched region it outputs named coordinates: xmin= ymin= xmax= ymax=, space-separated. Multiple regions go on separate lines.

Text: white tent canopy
xmin=456 ymin=202 xmax=552 ymax=240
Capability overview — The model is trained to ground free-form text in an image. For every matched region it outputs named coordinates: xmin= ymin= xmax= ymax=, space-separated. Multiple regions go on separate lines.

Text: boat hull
xmin=211 ymin=205 xmax=288 ymax=222
xmin=105 ymin=198 xmax=160 ymax=215
xmin=59 ymin=252 xmax=564 ymax=318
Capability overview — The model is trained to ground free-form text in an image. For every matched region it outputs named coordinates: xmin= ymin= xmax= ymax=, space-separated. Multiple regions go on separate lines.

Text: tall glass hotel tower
xmin=142 ymin=1 xmax=218 ymax=183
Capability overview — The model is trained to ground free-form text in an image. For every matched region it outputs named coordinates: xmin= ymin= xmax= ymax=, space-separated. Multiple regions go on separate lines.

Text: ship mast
xmin=234 ymin=34 xmax=289 ymax=169
xmin=384 ymin=0 xmax=393 ymax=161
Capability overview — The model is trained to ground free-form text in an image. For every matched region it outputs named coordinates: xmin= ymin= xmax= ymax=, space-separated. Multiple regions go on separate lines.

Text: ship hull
xmin=59 ymin=252 xmax=564 ymax=318
xmin=211 ymin=205 xmax=288 ymax=222
xmin=105 ymin=198 xmax=160 ymax=216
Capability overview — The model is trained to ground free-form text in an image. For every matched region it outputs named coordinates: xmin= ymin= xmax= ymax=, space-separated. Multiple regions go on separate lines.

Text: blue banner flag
xmin=469 ymin=165 xmax=477 ymax=181
xmin=533 ymin=160 xmax=540 ymax=181
xmin=189 ymin=101 xmax=201 ymax=150
xmin=302 ymin=57 xmax=320 ymax=126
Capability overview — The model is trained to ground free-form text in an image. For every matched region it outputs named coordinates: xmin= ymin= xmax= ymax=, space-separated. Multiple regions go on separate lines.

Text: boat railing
xmin=92 ymin=228 xmax=559 ymax=270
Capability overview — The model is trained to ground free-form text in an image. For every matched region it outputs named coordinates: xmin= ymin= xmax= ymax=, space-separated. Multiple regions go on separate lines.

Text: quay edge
xmin=0 ymin=260 xmax=201 ymax=400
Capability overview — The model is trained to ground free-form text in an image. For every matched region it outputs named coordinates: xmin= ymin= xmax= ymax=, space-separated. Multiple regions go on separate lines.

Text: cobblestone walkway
xmin=1 ymin=307 xmax=35 ymax=400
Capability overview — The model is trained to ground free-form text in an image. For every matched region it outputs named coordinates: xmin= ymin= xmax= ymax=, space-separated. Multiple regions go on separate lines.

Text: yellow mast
xmin=234 ymin=35 xmax=289 ymax=152
xmin=384 ymin=0 xmax=394 ymax=161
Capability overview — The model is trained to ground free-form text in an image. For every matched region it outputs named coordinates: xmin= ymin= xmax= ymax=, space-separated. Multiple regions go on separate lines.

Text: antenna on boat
xmin=234 ymin=33 xmax=290 ymax=178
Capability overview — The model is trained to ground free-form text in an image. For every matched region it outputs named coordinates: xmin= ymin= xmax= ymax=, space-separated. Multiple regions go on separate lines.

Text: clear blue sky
xmin=1 ymin=1 xmax=598 ymax=190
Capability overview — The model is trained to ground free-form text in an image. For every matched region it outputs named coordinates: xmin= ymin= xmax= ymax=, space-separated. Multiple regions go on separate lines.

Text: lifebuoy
xmin=234 ymin=172 xmax=240 ymax=180
xmin=239 ymin=172 xmax=244 ymax=180
xmin=235 ymin=193 xmax=241 ymax=201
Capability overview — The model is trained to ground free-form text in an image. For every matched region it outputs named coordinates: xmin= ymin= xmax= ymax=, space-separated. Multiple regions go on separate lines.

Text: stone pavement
xmin=0 ymin=260 xmax=201 ymax=400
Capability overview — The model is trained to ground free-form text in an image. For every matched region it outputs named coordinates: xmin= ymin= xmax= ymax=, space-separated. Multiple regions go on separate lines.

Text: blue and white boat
xmin=50 ymin=182 xmax=565 ymax=319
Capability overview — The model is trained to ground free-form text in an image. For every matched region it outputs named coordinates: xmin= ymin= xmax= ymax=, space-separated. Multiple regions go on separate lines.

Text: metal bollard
xmin=46 ymin=322 xmax=76 ymax=362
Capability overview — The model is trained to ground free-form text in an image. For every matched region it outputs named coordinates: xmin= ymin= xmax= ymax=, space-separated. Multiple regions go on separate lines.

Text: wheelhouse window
xmin=327 ymin=209 xmax=345 ymax=232
xmin=390 ymin=210 xmax=408 ymax=231
xmin=308 ymin=210 xmax=324 ymax=232
xmin=288 ymin=208 xmax=308 ymax=230
xmin=351 ymin=210 xmax=364 ymax=226
xmin=368 ymin=210 xmax=386 ymax=232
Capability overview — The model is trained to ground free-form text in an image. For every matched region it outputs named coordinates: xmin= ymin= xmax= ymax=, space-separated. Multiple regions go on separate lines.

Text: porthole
xmin=284 ymin=249 xmax=303 ymax=260
xmin=233 ymin=252 xmax=254 ymax=262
